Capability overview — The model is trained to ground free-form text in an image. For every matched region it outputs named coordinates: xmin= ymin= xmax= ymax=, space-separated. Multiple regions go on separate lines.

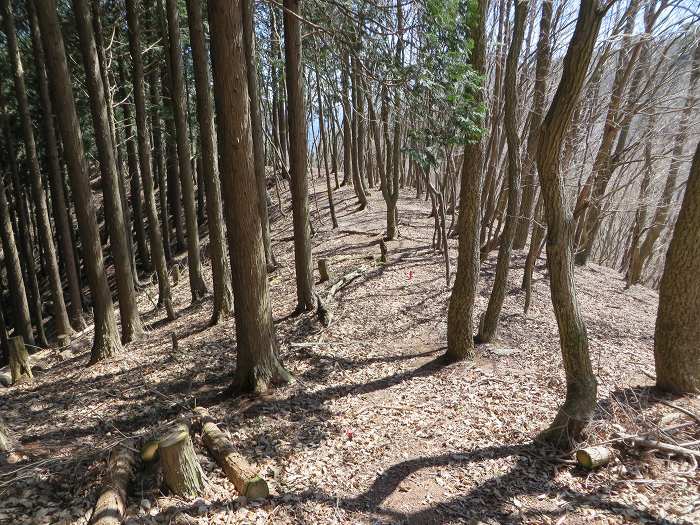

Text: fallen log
xmin=576 ymin=446 xmax=612 ymax=469
xmin=194 ymin=407 xmax=269 ymax=499
xmin=9 ymin=336 xmax=32 ymax=384
xmin=315 ymin=267 xmax=367 ymax=328
xmin=90 ymin=439 xmax=137 ymax=525
xmin=621 ymin=434 xmax=700 ymax=460
xmin=0 ymin=417 xmax=15 ymax=453
xmin=160 ymin=424 xmax=204 ymax=498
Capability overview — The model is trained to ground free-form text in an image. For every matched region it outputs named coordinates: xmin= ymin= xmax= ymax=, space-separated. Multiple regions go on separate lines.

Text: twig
xmin=656 ymin=399 xmax=700 ymax=425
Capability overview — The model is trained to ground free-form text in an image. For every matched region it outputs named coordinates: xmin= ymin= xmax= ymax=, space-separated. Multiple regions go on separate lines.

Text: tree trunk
xmin=535 ymin=0 xmax=604 ymax=448
xmin=9 ymin=336 xmax=32 ymax=384
xmin=283 ymin=0 xmax=315 ymax=312
xmin=514 ymin=0 xmax=553 ymax=250
xmin=2 ymin=0 xmax=73 ymax=340
xmin=654 ymin=141 xmax=700 ymax=393
xmin=125 ymin=0 xmax=175 ymax=320
xmin=242 ymin=0 xmax=277 ymax=271
xmin=27 ymin=0 xmax=86 ymax=332
xmin=165 ymin=0 xmax=208 ymax=302
xmin=73 ymin=0 xmax=144 ymax=344
xmin=315 ymin=59 xmax=338 ymax=229
xmin=35 ymin=0 xmax=122 ymax=363
xmin=446 ymin=0 xmax=487 ymax=361
xmin=186 ymin=0 xmax=234 ymax=324
xmin=476 ymin=0 xmax=527 ymax=344
xmin=208 ymin=0 xmax=290 ymax=394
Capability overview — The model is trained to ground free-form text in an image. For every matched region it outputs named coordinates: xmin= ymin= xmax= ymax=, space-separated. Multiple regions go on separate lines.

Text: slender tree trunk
xmin=242 ymin=0 xmax=277 ymax=271
xmin=27 ymin=1 xmax=86 ymax=331
xmin=476 ymin=0 xmax=528 ymax=344
xmin=34 ymin=0 xmax=122 ymax=363
xmin=315 ymin=60 xmax=338 ymax=229
xmin=208 ymin=0 xmax=290 ymax=393
xmin=125 ymin=0 xmax=175 ymax=320
xmin=514 ymin=0 xmax=553 ymax=250
xmin=283 ymin=0 xmax=315 ymax=312
xmin=446 ymin=0 xmax=487 ymax=361
xmin=73 ymin=0 xmax=144 ymax=343
xmin=535 ymin=0 xmax=604 ymax=448
xmin=186 ymin=0 xmax=234 ymax=324
xmin=2 ymin=0 xmax=73 ymax=339
xmin=165 ymin=0 xmax=208 ymax=301
xmin=654 ymin=141 xmax=700 ymax=394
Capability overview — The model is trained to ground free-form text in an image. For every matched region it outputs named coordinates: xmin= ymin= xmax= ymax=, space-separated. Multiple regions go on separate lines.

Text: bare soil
xmin=0 ymin=182 xmax=698 ymax=524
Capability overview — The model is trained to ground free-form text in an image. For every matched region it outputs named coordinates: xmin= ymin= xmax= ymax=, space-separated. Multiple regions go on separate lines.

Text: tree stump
xmin=379 ymin=240 xmax=388 ymax=263
xmin=194 ymin=407 xmax=269 ymax=499
xmin=576 ymin=446 xmax=612 ymax=469
xmin=318 ymin=259 xmax=331 ymax=283
xmin=9 ymin=337 xmax=32 ymax=385
xmin=159 ymin=424 xmax=204 ymax=498
xmin=90 ymin=439 xmax=137 ymax=525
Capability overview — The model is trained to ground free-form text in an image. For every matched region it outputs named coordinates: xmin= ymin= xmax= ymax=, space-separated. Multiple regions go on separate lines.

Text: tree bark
xmin=159 ymin=425 xmax=204 ymax=498
xmin=186 ymin=0 xmax=234 ymax=324
xmin=125 ymin=0 xmax=176 ymax=320
xmin=654 ymin=141 xmax=700 ymax=393
xmin=165 ymin=0 xmax=208 ymax=302
xmin=476 ymin=0 xmax=528 ymax=344
xmin=283 ymin=0 xmax=315 ymax=312
xmin=2 ymin=0 xmax=73 ymax=340
xmin=446 ymin=0 xmax=487 ymax=361
xmin=209 ymin=0 xmax=290 ymax=393
xmin=89 ymin=440 xmax=137 ymax=525
xmin=35 ymin=0 xmax=122 ymax=364
xmin=73 ymin=0 xmax=144 ymax=344
xmin=535 ymin=0 xmax=604 ymax=448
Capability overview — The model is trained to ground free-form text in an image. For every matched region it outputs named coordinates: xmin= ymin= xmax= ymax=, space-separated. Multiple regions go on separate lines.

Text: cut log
xmin=159 ymin=424 xmax=204 ymax=498
xmin=194 ymin=407 xmax=269 ymax=499
xmin=318 ymin=259 xmax=331 ymax=283
xmin=9 ymin=336 xmax=32 ymax=384
xmin=90 ymin=439 xmax=137 ymax=525
xmin=576 ymin=446 xmax=612 ymax=469
xmin=0 ymin=417 xmax=15 ymax=453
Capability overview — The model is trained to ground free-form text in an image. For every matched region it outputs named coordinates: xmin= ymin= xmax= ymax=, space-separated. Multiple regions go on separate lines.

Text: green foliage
xmin=405 ymin=0 xmax=485 ymax=171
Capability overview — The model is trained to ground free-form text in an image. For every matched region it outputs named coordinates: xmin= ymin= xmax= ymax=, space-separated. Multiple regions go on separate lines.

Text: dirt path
xmin=0 ymin=182 xmax=697 ymax=524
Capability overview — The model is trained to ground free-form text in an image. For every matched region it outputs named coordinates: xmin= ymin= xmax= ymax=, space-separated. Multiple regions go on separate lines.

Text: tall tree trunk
xmin=513 ymin=0 xmax=553 ymax=250
xmin=165 ymin=0 xmax=208 ymax=302
xmin=446 ymin=0 xmax=487 ymax=361
xmin=125 ymin=0 xmax=175 ymax=320
xmin=654 ymin=141 xmax=700 ymax=393
xmin=476 ymin=0 xmax=528 ymax=344
xmin=27 ymin=0 xmax=86 ymax=331
xmin=315 ymin=60 xmax=338 ymax=229
xmin=34 ymin=0 xmax=122 ymax=363
xmin=535 ymin=0 xmax=605 ymax=448
xmin=2 ymin=0 xmax=73 ymax=339
xmin=340 ymin=57 xmax=353 ymax=188
xmin=73 ymin=0 xmax=144 ymax=343
xmin=186 ymin=0 xmax=234 ymax=324
xmin=208 ymin=0 xmax=290 ymax=393
xmin=283 ymin=0 xmax=315 ymax=312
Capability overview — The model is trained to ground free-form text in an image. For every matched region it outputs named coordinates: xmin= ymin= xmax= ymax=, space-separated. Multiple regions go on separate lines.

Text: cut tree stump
xmin=90 ymin=439 xmax=137 ymax=525
xmin=318 ymin=259 xmax=331 ymax=282
xmin=379 ymin=240 xmax=388 ymax=263
xmin=194 ymin=407 xmax=269 ymax=499
xmin=9 ymin=336 xmax=32 ymax=384
xmin=159 ymin=424 xmax=204 ymax=498
xmin=576 ymin=446 xmax=612 ymax=469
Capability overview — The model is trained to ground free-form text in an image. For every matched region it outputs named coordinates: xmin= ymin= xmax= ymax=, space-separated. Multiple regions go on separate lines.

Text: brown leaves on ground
xmin=0 ymin=182 xmax=698 ymax=524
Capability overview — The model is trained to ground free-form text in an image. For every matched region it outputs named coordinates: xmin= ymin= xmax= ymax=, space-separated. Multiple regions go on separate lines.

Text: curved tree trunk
xmin=165 ymin=0 xmax=208 ymax=302
xmin=476 ymin=0 xmax=528 ymax=344
xmin=208 ymin=0 xmax=290 ymax=394
xmin=73 ymin=0 xmax=144 ymax=344
xmin=186 ymin=0 xmax=234 ymax=324
xmin=535 ymin=0 xmax=604 ymax=448
xmin=654 ymin=141 xmax=700 ymax=393
xmin=2 ymin=0 xmax=73 ymax=340
xmin=445 ymin=0 xmax=487 ymax=361
xmin=34 ymin=0 xmax=122 ymax=363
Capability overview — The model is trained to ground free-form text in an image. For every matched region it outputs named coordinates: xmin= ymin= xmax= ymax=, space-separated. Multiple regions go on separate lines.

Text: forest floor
xmin=0 ymin=180 xmax=698 ymax=525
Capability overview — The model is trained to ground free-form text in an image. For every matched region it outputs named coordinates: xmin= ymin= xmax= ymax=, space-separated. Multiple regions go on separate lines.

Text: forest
xmin=0 ymin=0 xmax=698 ymax=523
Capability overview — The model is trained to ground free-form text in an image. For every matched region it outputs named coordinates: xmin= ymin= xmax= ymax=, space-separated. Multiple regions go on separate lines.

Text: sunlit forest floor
xmin=0 ymin=179 xmax=698 ymax=524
